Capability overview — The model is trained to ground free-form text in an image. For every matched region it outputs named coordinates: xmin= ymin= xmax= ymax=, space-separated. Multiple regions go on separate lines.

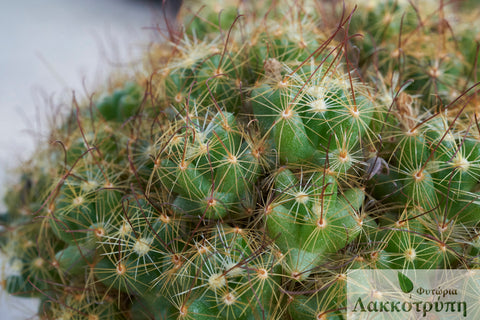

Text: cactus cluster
xmin=1 ymin=0 xmax=480 ymax=319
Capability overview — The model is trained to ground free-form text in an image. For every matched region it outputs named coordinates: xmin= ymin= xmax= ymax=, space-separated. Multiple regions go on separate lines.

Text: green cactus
xmin=2 ymin=0 xmax=480 ymax=319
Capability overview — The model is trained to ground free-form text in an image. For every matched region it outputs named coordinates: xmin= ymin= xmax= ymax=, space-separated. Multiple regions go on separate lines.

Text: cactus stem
xmin=5 ymin=1 xmax=480 ymax=317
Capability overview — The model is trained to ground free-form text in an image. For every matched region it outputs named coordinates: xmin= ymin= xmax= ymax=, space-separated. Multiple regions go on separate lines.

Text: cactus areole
xmin=2 ymin=1 xmax=480 ymax=319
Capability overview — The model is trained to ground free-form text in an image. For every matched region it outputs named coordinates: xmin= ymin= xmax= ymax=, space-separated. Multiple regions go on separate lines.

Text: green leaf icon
xmin=397 ymin=272 xmax=414 ymax=293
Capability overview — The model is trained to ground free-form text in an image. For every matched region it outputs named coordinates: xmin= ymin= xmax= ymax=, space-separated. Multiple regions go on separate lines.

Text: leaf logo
xmin=397 ymin=272 xmax=414 ymax=293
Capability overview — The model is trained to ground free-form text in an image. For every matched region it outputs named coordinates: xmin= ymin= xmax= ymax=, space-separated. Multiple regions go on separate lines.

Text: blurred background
xmin=0 ymin=0 xmax=179 ymax=317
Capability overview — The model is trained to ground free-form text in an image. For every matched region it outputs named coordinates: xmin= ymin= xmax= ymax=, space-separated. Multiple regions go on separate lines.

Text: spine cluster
xmin=1 ymin=0 xmax=479 ymax=319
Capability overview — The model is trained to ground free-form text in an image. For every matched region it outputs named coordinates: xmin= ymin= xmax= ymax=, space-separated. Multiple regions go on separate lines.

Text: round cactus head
xmin=2 ymin=0 xmax=480 ymax=319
